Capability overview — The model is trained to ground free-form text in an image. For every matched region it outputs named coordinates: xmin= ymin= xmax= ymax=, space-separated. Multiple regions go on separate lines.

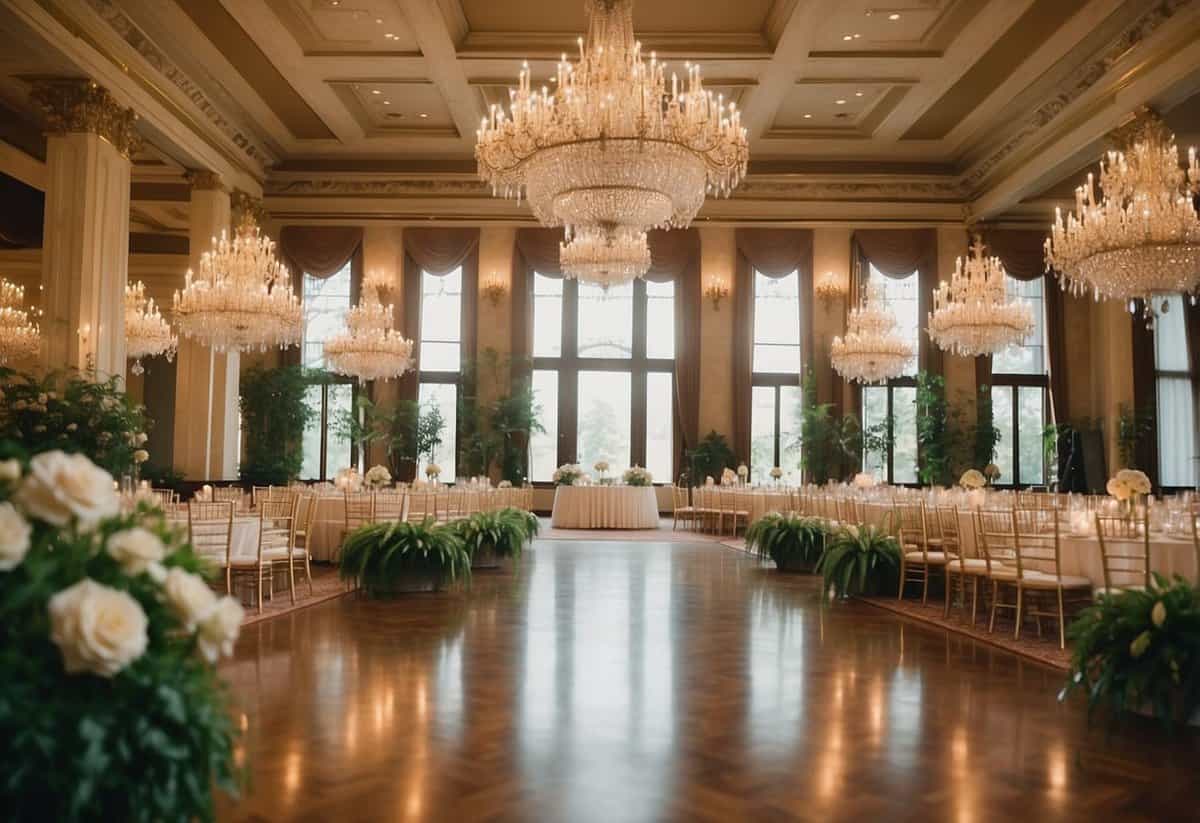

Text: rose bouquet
xmin=769 ymin=466 xmax=784 ymax=484
xmin=425 ymin=463 xmax=442 ymax=481
xmin=552 ymin=464 xmax=584 ymax=486
xmin=983 ymin=463 xmax=1001 ymax=485
xmin=852 ymin=472 xmax=877 ymax=489
xmin=1107 ymin=468 xmax=1152 ymax=502
xmin=364 ymin=464 xmax=392 ymax=490
xmin=593 ymin=460 xmax=610 ymax=475
xmin=959 ymin=469 xmax=986 ymax=490
xmin=737 ymin=463 xmax=749 ymax=481
xmin=721 ymin=467 xmax=737 ymax=486
xmin=335 ymin=466 xmax=362 ymax=492
xmin=1 ymin=451 xmax=243 ymax=822
xmin=622 ymin=466 xmax=653 ymax=487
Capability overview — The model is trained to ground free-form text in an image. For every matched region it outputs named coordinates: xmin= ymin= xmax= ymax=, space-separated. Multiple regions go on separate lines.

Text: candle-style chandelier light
xmin=1045 ymin=113 xmax=1200 ymax=322
xmin=928 ymin=236 xmax=1034 ymax=357
xmin=323 ymin=274 xmax=414 ymax=383
xmin=173 ymin=214 xmax=302 ymax=353
xmin=124 ymin=281 xmax=176 ymax=375
xmin=0 ymin=278 xmax=39 ymax=365
xmin=831 ymin=282 xmax=914 ymax=385
xmin=560 ymin=225 xmax=651 ymax=289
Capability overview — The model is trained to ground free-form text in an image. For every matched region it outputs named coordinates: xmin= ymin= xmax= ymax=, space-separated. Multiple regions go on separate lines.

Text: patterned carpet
xmin=239 ymin=565 xmax=351 ymax=627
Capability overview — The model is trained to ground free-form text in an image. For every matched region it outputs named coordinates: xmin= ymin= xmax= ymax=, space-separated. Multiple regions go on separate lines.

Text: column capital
xmin=185 ymin=169 xmax=226 ymax=192
xmin=29 ymin=78 xmax=142 ymax=159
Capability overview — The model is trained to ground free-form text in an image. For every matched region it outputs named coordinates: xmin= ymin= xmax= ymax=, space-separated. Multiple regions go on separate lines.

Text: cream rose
xmin=196 ymin=596 xmax=244 ymax=663
xmin=0 ymin=458 xmax=21 ymax=483
xmin=132 ymin=449 xmax=150 ymax=464
xmin=163 ymin=567 xmax=218 ymax=631
xmin=48 ymin=579 xmax=148 ymax=677
xmin=14 ymin=451 xmax=119 ymax=529
xmin=107 ymin=527 xmax=166 ymax=575
xmin=0 ymin=501 xmax=31 ymax=571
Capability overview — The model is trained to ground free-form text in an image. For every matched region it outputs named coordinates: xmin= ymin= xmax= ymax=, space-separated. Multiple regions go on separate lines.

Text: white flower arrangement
xmin=425 ymin=463 xmax=442 ymax=479
xmin=983 ymin=463 xmax=1001 ymax=481
xmin=593 ymin=460 xmax=610 ymax=474
xmin=769 ymin=466 xmax=783 ymax=480
xmin=364 ymin=464 xmax=392 ymax=489
xmin=335 ymin=466 xmax=362 ymax=492
xmin=852 ymin=472 xmax=876 ymax=489
xmin=622 ymin=465 xmax=653 ymax=486
xmin=959 ymin=469 xmax=986 ymax=490
xmin=498 ymin=480 xmax=513 ymax=489
xmin=705 ymin=475 xmax=715 ymax=487
xmin=1107 ymin=468 xmax=1152 ymax=501
xmin=737 ymin=463 xmax=749 ymax=479
xmin=553 ymin=464 xmax=584 ymax=486
xmin=721 ymin=467 xmax=737 ymax=486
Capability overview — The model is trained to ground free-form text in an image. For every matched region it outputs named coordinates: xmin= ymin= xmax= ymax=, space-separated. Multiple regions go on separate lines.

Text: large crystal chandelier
xmin=1045 ymin=114 xmax=1200 ymax=320
xmin=475 ymin=0 xmax=749 ymax=282
xmin=0 ymin=278 xmax=39 ymax=365
xmin=173 ymin=215 xmax=302 ymax=353
xmin=831 ymin=282 xmax=914 ymax=385
xmin=124 ymin=281 xmax=176 ymax=375
xmin=928 ymin=236 xmax=1034 ymax=357
xmin=560 ymin=225 xmax=651 ymax=288
xmin=324 ymin=275 xmax=414 ymax=382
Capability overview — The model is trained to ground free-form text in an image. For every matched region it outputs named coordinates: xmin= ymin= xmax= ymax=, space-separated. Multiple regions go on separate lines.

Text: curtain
xmin=646 ymin=230 xmax=701 ymax=470
xmin=277 ymin=226 xmax=364 ymax=368
xmin=732 ymin=228 xmax=815 ymax=462
xmin=854 ymin=228 xmax=940 ymax=376
xmin=1131 ymin=315 xmax=1158 ymax=482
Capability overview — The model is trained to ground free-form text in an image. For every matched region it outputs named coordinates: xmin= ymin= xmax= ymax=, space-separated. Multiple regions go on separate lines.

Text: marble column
xmin=33 ymin=80 xmax=137 ymax=380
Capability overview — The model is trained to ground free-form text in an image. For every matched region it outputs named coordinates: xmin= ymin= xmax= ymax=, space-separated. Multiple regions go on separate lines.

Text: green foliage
xmin=238 ymin=366 xmax=316 ymax=485
xmin=791 ymin=369 xmax=862 ymax=483
xmin=452 ymin=507 xmax=538 ymax=567
xmin=685 ymin=430 xmax=736 ymax=485
xmin=972 ymin=384 xmax=1001 ymax=469
xmin=1 ymin=496 xmax=239 ymax=822
xmin=338 ymin=519 xmax=470 ymax=594
xmin=0 ymin=367 xmax=150 ymax=477
xmin=1117 ymin=403 xmax=1154 ymax=470
xmin=817 ymin=522 xmax=901 ymax=599
xmin=343 ymin=396 xmax=446 ymax=479
xmin=745 ymin=513 xmax=827 ymax=572
xmin=915 ymin=372 xmax=954 ymax=486
xmin=457 ymin=352 xmax=546 ymax=484
xmin=1062 ymin=575 xmax=1200 ymax=730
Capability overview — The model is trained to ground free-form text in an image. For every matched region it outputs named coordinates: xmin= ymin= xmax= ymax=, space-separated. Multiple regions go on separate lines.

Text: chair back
xmin=374 ymin=490 xmax=406 ymax=523
xmin=293 ymin=493 xmax=318 ymax=547
xmin=213 ymin=486 xmax=243 ymax=509
xmin=934 ymin=506 xmax=961 ymax=554
xmin=344 ymin=492 xmax=374 ymax=533
xmin=259 ymin=498 xmax=295 ymax=561
xmin=150 ymin=488 xmax=178 ymax=508
xmin=1012 ymin=507 xmax=1066 ymax=581
xmin=972 ymin=509 xmax=1016 ymax=575
xmin=407 ymin=491 xmax=433 ymax=523
xmin=894 ymin=501 xmax=929 ymax=557
xmin=1095 ymin=510 xmax=1151 ymax=592
xmin=188 ymin=501 xmax=234 ymax=566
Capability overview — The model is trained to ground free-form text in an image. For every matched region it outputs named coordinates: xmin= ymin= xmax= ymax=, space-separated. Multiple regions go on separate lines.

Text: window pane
xmin=420 ymin=269 xmax=462 ymax=371
xmin=533 ymin=273 xmax=563 ymax=358
xmin=872 ymin=267 xmax=919 ymax=376
xmin=892 ymin=386 xmax=918 ymax=484
xmin=1018 ymin=386 xmax=1045 ymax=485
xmin=301 ymin=385 xmax=324 ymax=480
xmin=994 ymin=276 xmax=1045 ymax=375
xmin=992 ymin=386 xmax=1014 ymax=484
xmin=753 ymin=271 xmax=801 ymax=374
xmin=301 ymin=264 xmax=352 ymax=370
xmin=419 ymin=382 xmax=457 ymax=482
xmin=861 ymin=386 xmax=888 ymax=476
xmin=578 ymin=282 xmax=633 ymax=358
xmin=1154 ymin=293 xmax=1189 ymax=371
xmin=530 ymin=370 xmax=559 ymax=482
xmin=779 ymin=385 xmax=803 ymax=485
xmin=325 ymin=383 xmax=354 ymax=475
xmin=646 ymin=280 xmax=675 ymax=359
xmin=750 ymin=385 xmax=776 ymax=485
xmin=577 ymin=371 xmax=631 ymax=470
xmin=645 ymin=372 xmax=673 ymax=482
xmin=1157 ymin=376 xmax=1196 ymax=487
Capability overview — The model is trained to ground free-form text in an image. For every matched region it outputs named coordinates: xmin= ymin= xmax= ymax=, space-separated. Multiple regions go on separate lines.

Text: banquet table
xmin=551 ymin=485 xmax=660 ymax=529
xmin=307 ymin=494 xmax=347 ymax=562
xmin=169 ymin=515 xmax=261 ymax=561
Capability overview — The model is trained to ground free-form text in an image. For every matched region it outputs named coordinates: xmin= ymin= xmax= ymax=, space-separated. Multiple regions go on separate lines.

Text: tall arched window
xmin=991 ymin=276 xmax=1048 ymax=486
xmin=749 ymin=270 xmax=802 ymax=485
xmin=418 ymin=267 xmax=462 ymax=482
xmin=861 ymin=266 xmax=919 ymax=483
xmin=1153 ymin=293 xmax=1197 ymax=488
xmin=299 ymin=262 xmax=356 ymax=480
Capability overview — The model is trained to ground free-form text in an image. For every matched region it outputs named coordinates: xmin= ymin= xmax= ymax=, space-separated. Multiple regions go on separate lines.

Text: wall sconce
xmin=815 ymin=270 xmax=847 ymax=303
xmin=482 ymin=271 xmax=507 ymax=307
xmin=704 ymin=279 xmax=729 ymax=310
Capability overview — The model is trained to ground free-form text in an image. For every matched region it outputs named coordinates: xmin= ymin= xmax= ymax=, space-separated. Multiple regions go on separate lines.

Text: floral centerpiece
xmin=1107 ymin=468 xmax=1152 ymax=504
xmin=553 ymin=464 xmax=584 ymax=486
xmin=2 ymin=451 xmax=243 ymax=822
xmin=425 ymin=463 xmax=441 ymax=481
xmin=852 ymin=472 xmax=876 ymax=489
xmin=705 ymin=475 xmax=715 ymax=487
xmin=737 ymin=463 xmax=749 ymax=484
xmin=593 ymin=460 xmax=609 ymax=476
xmin=364 ymin=464 xmax=392 ymax=489
xmin=497 ymin=480 xmax=513 ymax=489
xmin=983 ymin=463 xmax=1001 ymax=486
xmin=721 ymin=467 xmax=737 ymax=486
xmin=959 ymin=468 xmax=986 ymax=490
xmin=769 ymin=466 xmax=783 ymax=485
xmin=335 ymin=466 xmax=362 ymax=492
xmin=622 ymin=465 xmax=653 ymax=487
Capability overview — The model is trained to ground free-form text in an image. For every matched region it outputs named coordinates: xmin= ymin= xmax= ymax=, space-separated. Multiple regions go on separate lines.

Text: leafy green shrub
xmin=685 ymin=430 xmax=736 ymax=485
xmin=817 ymin=523 xmax=901 ymax=598
xmin=238 ymin=366 xmax=316 ymax=485
xmin=745 ymin=513 xmax=827 ymax=572
xmin=453 ymin=507 xmax=537 ymax=568
xmin=339 ymin=519 xmax=470 ymax=594
xmin=1062 ymin=574 xmax=1200 ymax=729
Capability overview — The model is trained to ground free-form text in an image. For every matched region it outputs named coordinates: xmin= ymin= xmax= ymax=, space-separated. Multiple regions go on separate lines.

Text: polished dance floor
xmin=217 ymin=541 xmax=1200 ymax=822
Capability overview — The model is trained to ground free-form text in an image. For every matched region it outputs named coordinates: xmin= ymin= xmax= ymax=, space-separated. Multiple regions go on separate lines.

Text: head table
xmin=551 ymin=485 xmax=660 ymax=530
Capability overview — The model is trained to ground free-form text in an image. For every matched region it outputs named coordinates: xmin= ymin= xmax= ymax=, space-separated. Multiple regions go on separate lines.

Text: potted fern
xmin=339 ymin=519 xmax=469 ymax=594
xmin=744 ymin=513 xmax=827 ymax=573
xmin=453 ymin=507 xmax=539 ymax=570
xmin=817 ymin=522 xmax=901 ymax=599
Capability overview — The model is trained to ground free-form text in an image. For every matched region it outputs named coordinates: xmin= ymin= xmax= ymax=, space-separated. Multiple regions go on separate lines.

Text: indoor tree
xmin=239 ymin=365 xmax=317 ymax=485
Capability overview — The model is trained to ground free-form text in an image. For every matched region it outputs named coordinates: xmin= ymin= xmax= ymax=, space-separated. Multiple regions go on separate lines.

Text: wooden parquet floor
xmin=216 ymin=540 xmax=1200 ymax=823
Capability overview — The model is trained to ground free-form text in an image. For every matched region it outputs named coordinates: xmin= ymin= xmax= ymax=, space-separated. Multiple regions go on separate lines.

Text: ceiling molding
xmin=457 ymin=31 xmax=774 ymax=60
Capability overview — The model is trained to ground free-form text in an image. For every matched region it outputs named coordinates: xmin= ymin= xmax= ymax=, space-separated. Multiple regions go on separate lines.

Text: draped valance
xmin=278 ymin=226 xmax=363 ymax=280
xmin=982 ymin=229 xmax=1046 ymax=282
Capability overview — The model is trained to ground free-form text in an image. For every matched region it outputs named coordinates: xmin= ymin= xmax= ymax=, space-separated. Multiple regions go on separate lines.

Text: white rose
xmin=66 ymin=423 xmax=78 ymax=432
xmin=135 ymin=432 xmax=148 ymax=446
xmin=0 ymin=502 xmax=31 ymax=571
xmin=1152 ymin=600 xmax=1167 ymax=628
xmin=163 ymin=567 xmax=218 ymax=631
xmin=132 ymin=449 xmax=149 ymax=464
xmin=48 ymin=579 xmax=148 ymax=677
xmin=0 ymin=458 xmax=21 ymax=482
xmin=196 ymin=596 xmax=243 ymax=663
xmin=14 ymin=451 xmax=119 ymax=529
xmin=106 ymin=527 xmax=166 ymax=575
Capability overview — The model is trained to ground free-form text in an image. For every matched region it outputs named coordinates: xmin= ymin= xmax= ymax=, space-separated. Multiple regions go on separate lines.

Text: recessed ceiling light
xmin=371 ymin=89 xmax=381 ymax=95
xmin=842 ymin=34 xmax=853 ymax=41
xmin=419 ymin=113 xmax=429 ymax=118
xmin=803 ymin=113 xmax=812 ymax=119
xmin=855 ymin=91 xmax=864 ymax=97
xmin=330 ymin=0 xmax=339 ymax=5
xmin=383 ymin=100 xmax=391 ymax=105
xmin=853 ymin=33 xmax=861 ymax=39
xmin=376 ymin=17 xmax=383 ymax=24
xmin=385 ymin=32 xmax=394 ymax=39
xmin=888 ymin=12 xmax=901 ymax=20
xmin=835 ymin=99 xmax=846 ymax=105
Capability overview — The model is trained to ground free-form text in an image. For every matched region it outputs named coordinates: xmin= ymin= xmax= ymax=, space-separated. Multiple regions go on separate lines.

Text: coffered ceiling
xmin=0 ymin=0 xmax=1198 ymax=225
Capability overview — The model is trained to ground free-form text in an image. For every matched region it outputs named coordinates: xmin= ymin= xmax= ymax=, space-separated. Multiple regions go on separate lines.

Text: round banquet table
xmin=551 ymin=485 xmax=660 ymax=529
xmin=306 ymin=494 xmax=348 ymax=562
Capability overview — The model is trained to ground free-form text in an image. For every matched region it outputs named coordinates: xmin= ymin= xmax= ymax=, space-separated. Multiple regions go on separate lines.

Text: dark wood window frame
xmin=416 ymin=271 xmax=466 ymax=478
xmin=862 ymin=375 xmax=917 ymax=486
xmin=751 ymin=373 xmax=801 ymax=470
xmin=990 ymin=375 xmax=1049 ymax=489
xmin=307 ymin=380 xmax=361 ymax=482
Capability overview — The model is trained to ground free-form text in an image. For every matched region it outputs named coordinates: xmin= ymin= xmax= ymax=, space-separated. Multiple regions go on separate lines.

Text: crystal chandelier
xmin=1045 ymin=115 xmax=1200 ymax=320
xmin=831 ymin=282 xmax=914 ymax=385
xmin=124 ymin=281 xmax=176 ymax=375
xmin=0 ymin=278 xmax=39 ymax=365
xmin=475 ymin=0 xmax=749 ymax=265
xmin=928 ymin=236 xmax=1034 ymax=357
xmin=323 ymin=276 xmax=414 ymax=382
xmin=173 ymin=215 xmax=302 ymax=353
xmin=560 ymin=225 xmax=651 ymax=288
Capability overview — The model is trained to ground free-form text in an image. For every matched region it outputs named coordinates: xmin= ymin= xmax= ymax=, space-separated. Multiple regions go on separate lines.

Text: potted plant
xmin=745 ymin=513 xmax=827 ymax=573
xmin=339 ymin=519 xmax=470 ymax=595
xmin=817 ymin=522 xmax=901 ymax=599
xmin=684 ymin=430 xmax=736 ymax=487
xmin=239 ymin=365 xmax=316 ymax=485
xmin=453 ymin=507 xmax=539 ymax=570
xmin=1062 ymin=574 xmax=1200 ymax=729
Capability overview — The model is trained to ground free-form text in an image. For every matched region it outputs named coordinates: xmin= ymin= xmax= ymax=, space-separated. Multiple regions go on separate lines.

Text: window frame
xmin=990 ymin=275 xmax=1050 ymax=489
xmin=417 ymin=268 xmax=466 ymax=480
xmin=1152 ymin=293 xmax=1198 ymax=491
xmin=750 ymin=270 xmax=803 ymax=481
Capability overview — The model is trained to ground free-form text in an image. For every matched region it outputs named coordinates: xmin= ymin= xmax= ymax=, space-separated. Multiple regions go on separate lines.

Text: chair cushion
xmin=1094 ymin=585 xmax=1145 ymax=599
xmin=1019 ymin=571 xmax=1092 ymax=589
xmin=262 ymin=547 xmax=307 ymax=560
xmin=956 ymin=557 xmax=992 ymax=572
xmin=904 ymin=551 xmax=957 ymax=564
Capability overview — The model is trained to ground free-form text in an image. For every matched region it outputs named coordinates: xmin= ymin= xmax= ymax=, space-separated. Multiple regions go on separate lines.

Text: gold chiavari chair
xmin=188 ymin=501 xmax=234 ymax=594
xmin=407 ymin=490 xmax=434 ymax=523
xmin=939 ymin=505 xmax=986 ymax=621
xmin=1191 ymin=513 xmax=1200 ymax=585
xmin=374 ymin=490 xmax=406 ymax=523
xmin=229 ymin=498 xmax=294 ymax=612
xmin=973 ymin=509 xmax=1020 ymax=634
xmin=689 ymin=487 xmax=713 ymax=533
xmin=1095 ymin=510 xmax=1151 ymax=596
xmin=150 ymin=488 xmax=178 ymax=508
xmin=895 ymin=500 xmax=955 ymax=604
xmin=251 ymin=486 xmax=271 ymax=508
xmin=213 ymin=485 xmax=244 ymax=509
xmin=672 ymin=485 xmax=697 ymax=531
xmin=290 ymin=492 xmax=317 ymax=596
xmin=1012 ymin=508 xmax=1093 ymax=649
xmin=343 ymin=492 xmax=375 ymax=557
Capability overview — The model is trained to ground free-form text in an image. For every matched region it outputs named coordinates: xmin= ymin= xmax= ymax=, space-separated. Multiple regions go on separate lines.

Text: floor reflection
xmin=217 ymin=541 xmax=1200 ymax=822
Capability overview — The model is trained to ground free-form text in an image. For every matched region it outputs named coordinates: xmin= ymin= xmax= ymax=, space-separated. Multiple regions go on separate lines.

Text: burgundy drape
xmin=277 ymin=226 xmax=364 ymax=368
xmin=733 ymin=228 xmax=815 ymax=463
xmin=854 ymin=228 xmax=941 ymax=377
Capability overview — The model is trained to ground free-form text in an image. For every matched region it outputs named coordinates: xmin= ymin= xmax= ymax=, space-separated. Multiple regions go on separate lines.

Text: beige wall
xmin=476 ymin=226 xmax=515 ymax=405
xmin=937 ymin=227 xmax=977 ymax=420
xmin=1088 ymin=299 xmax=1135 ymax=472
xmin=811 ymin=227 xmax=849 ymax=405
xmin=698 ymin=226 xmax=736 ymax=439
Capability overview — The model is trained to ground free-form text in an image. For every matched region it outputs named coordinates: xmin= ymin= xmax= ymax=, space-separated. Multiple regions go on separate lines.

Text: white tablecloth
xmin=307 ymin=495 xmax=347 ymax=562
xmin=551 ymin=486 xmax=659 ymax=529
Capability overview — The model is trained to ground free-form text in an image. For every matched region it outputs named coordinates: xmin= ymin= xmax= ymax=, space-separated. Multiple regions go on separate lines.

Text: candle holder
xmin=704 ymin=280 xmax=729 ymax=310
xmin=482 ymin=272 xmax=507 ymax=307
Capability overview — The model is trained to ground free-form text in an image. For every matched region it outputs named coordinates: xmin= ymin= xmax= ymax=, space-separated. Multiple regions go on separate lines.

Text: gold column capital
xmin=186 ymin=169 xmax=226 ymax=192
xmin=29 ymin=77 xmax=142 ymax=159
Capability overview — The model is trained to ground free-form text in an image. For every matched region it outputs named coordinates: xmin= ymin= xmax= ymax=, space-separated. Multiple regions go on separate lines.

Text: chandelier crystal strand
xmin=323 ymin=274 xmax=414 ymax=383
xmin=928 ymin=237 xmax=1034 ymax=357
xmin=831 ymin=282 xmax=914 ymax=385
xmin=560 ymin=225 xmax=651 ymax=288
xmin=1045 ymin=116 xmax=1200 ymax=322
xmin=173 ymin=215 xmax=302 ymax=353
xmin=124 ymin=281 xmax=177 ymax=376
xmin=0 ymin=278 xmax=40 ymax=365
xmin=475 ymin=0 xmax=749 ymax=244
